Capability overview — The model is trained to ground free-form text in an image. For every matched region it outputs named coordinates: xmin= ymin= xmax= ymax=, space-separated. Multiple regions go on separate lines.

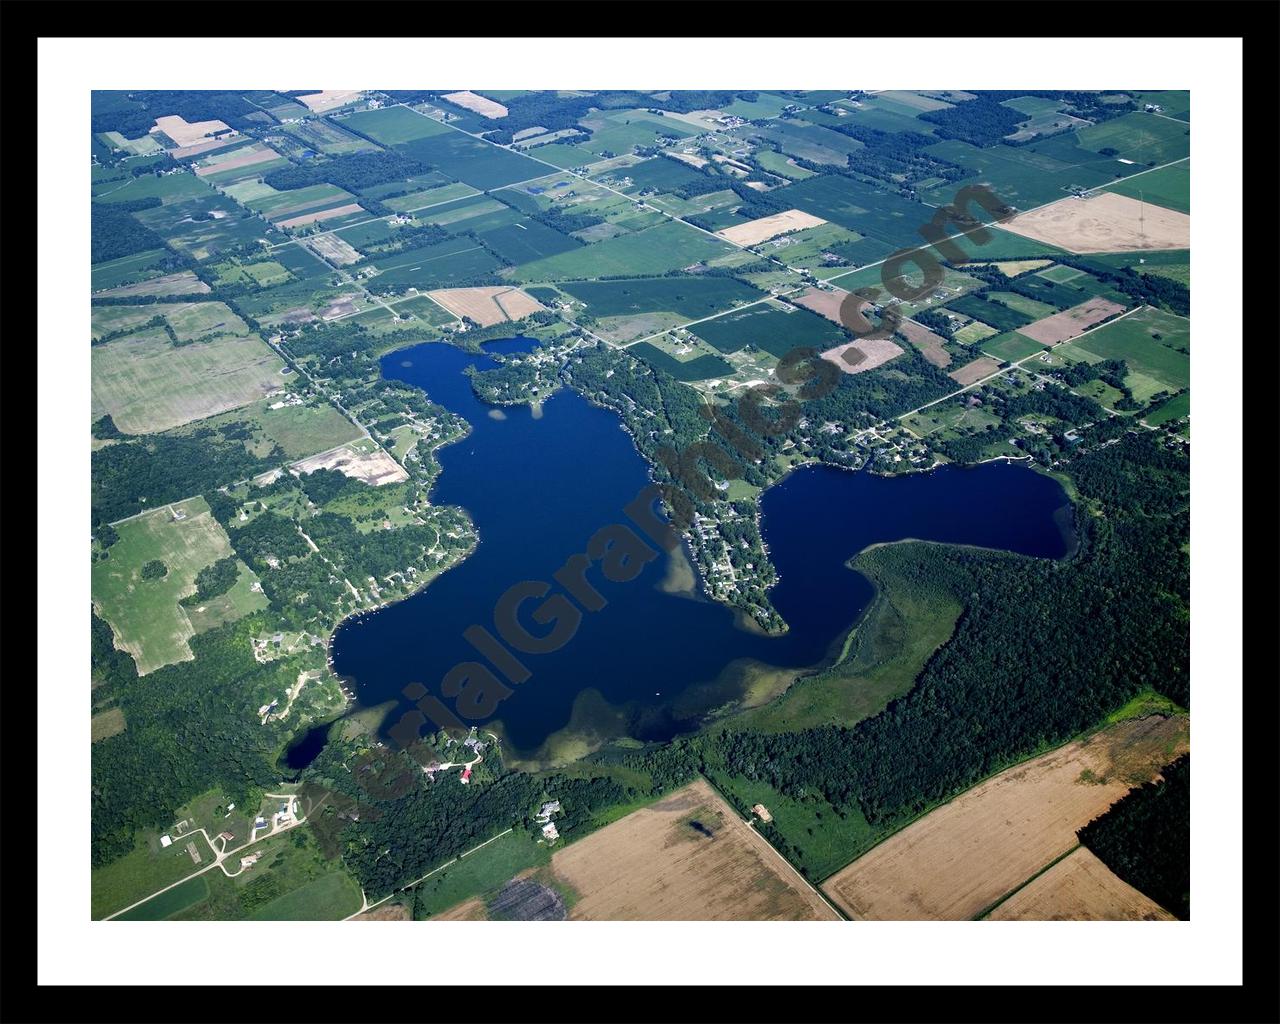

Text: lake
xmin=327 ymin=338 xmax=1074 ymax=761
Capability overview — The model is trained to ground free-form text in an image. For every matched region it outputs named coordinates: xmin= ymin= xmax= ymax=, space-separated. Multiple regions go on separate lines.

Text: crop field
xmin=752 ymin=121 xmax=862 ymax=165
xmin=547 ymin=779 xmax=839 ymax=920
xmin=509 ymin=221 xmax=734 ymax=282
xmin=952 ymin=320 xmax=999 ymax=346
xmin=688 ymin=300 xmax=845 ymax=357
xmin=822 ymin=337 xmax=905 ymax=374
xmin=987 ymin=847 xmax=1176 ymax=921
xmin=477 ymin=219 xmax=582 ymax=264
xmin=425 ymin=286 xmax=545 ymax=327
xmin=91 ymin=249 xmax=172 ymax=291
xmin=91 ymin=498 xmax=243 ymax=675
xmin=1000 ymin=192 xmax=1189 ymax=254
xmin=896 ymin=319 xmax=951 ymax=368
xmin=194 ymin=142 xmax=290 ymax=184
xmin=340 ymin=105 xmax=451 ymax=145
xmin=821 ymin=714 xmax=1190 ymax=919
xmin=557 ymin=276 xmax=762 ymax=319
xmin=1018 ymin=297 xmax=1128 ymax=346
xmin=411 ymin=831 xmax=552 ymax=920
xmin=97 ymin=271 xmax=210 ymax=299
xmin=627 ymin=341 xmax=734 ymax=382
xmin=397 ymin=131 xmax=549 ymax=190
xmin=383 ymin=181 xmax=479 ymax=213
xmin=718 ymin=208 xmax=828 ymax=246
xmin=610 ymin=155 xmax=712 ymax=193
xmin=987 ymin=291 xmax=1059 ymax=320
xmin=1144 ymin=391 xmax=1190 ymax=427
xmin=367 ymin=236 xmax=501 ymax=293
xmin=92 ymin=170 xmax=215 ymax=205
xmin=1104 ymin=159 xmax=1190 ymax=214
xmin=979 ymin=330 xmax=1045 ymax=363
xmin=770 ymin=174 xmax=930 ymax=251
xmin=1057 ymin=306 xmax=1189 ymax=392
xmin=1076 ymin=111 xmax=1191 ymax=166
xmin=91 ymin=828 xmax=222 ymax=919
xmin=197 ymin=395 xmax=363 ymax=461
xmin=754 ymin=149 xmax=817 ymax=180
xmin=945 ymin=293 xmax=1035 ymax=333
xmin=278 ymin=117 xmax=379 ymax=156
xmin=92 ymin=328 xmax=286 ymax=434
xmin=135 ymin=199 xmax=282 ymax=261
xmin=948 ymin=355 xmax=1003 ymax=386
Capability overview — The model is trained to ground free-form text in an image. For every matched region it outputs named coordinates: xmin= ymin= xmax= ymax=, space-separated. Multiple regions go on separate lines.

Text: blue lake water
xmin=327 ymin=338 xmax=1074 ymax=757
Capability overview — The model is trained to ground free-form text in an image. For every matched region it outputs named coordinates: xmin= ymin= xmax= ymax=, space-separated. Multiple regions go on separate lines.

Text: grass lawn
xmin=91 ymin=829 xmax=218 ymax=919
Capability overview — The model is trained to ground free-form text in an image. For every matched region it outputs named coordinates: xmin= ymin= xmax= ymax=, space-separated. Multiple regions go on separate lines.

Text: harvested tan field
xmin=151 ymin=114 xmax=234 ymax=148
xmin=306 ymin=234 xmax=362 ymax=266
xmin=352 ymin=902 xmax=412 ymax=921
xmin=426 ymin=286 xmax=545 ymax=327
xmin=432 ymin=897 xmax=488 ymax=921
xmin=277 ymin=202 xmax=364 ymax=230
xmin=822 ymin=714 xmax=1189 ymax=920
xmin=442 ymin=91 xmax=509 ymax=119
xmin=293 ymin=443 xmax=409 ymax=486
xmin=822 ymin=337 xmax=904 ymax=374
xmin=296 ymin=90 xmax=364 ymax=113
xmin=948 ymin=355 xmax=1003 ymax=386
xmin=1019 ymin=297 xmax=1128 ymax=345
xmin=194 ymin=145 xmax=279 ymax=177
xmin=897 ymin=319 xmax=951 ymax=368
xmin=718 ymin=209 xmax=827 ymax=247
xmin=791 ymin=286 xmax=867 ymax=328
xmin=999 ymin=192 xmax=1190 ymax=253
xmin=549 ymin=778 xmax=838 ymax=920
xmin=170 ymin=137 xmax=241 ymax=161
xmin=989 ymin=848 xmax=1175 ymax=921
xmin=97 ymin=271 xmax=210 ymax=299
xmin=664 ymin=150 xmax=710 ymax=169
xmin=972 ymin=259 xmax=1054 ymax=277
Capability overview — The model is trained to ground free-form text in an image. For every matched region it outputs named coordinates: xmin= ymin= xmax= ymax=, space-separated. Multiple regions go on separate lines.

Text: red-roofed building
xmin=460 ymin=767 xmax=472 ymax=784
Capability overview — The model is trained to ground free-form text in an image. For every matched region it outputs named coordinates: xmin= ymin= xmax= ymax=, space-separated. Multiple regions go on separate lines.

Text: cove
xmin=328 ymin=338 xmax=1074 ymax=757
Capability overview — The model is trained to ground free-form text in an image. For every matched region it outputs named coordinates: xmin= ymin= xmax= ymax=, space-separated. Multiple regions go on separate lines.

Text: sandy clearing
xmin=822 ymin=337 xmax=904 ymax=374
xmin=442 ymin=91 xmax=509 ymax=119
xmin=91 ymin=707 xmax=127 ymax=742
xmin=998 ymin=192 xmax=1190 ymax=253
xmin=988 ymin=847 xmax=1175 ymax=921
xmin=717 ymin=209 xmax=828 ymax=247
xmin=550 ymin=778 xmax=838 ymax=921
xmin=296 ymin=90 xmax=365 ymax=113
xmin=276 ymin=202 xmax=364 ymax=230
xmin=1018 ymin=297 xmax=1128 ymax=346
xmin=292 ymin=443 xmax=409 ymax=486
xmin=897 ymin=319 xmax=951 ymax=368
xmin=971 ymin=259 xmax=1055 ymax=277
xmin=432 ymin=897 xmax=489 ymax=921
xmin=791 ymin=286 xmax=868 ymax=329
xmin=948 ymin=355 xmax=1003 ymax=385
xmin=664 ymin=150 xmax=710 ymax=169
xmin=822 ymin=715 xmax=1189 ymax=920
xmin=426 ymin=286 xmax=545 ymax=328
xmin=151 ymin=114 xmax=235 ymax=148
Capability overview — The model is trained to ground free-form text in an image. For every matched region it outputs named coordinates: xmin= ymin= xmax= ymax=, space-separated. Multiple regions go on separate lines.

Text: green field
xmin=91 ymin=498 xmax=246 ymax=675
xmin=369 ymin=236 xmax=501 ymax=292
xmin=1058 ymin=307 xmax=1189 ymax=391
xmin=384 ymin=181 xmax=479 ymax=213
xmin=280 ymin=117 xmax=381 ymax=155
xmin=478 ymin=218 xmax=582 ymax=264
xmin=1143 ymin=390 xmax=1190 ymax=426
xmin=558 ymin=276 xmax=762 ymax=318
xmin=92 ymin=171 xmax=215 ymax=205
xmin=398 ymin=131 xmax=550 ymax=190
xmin=412 ymin=830 xmax=551 ymax=918
xmin=1076 ymin=111 xmax=1191 ymax=166
xmin=945 ymin=293 xmax=1034 ymax=333
xmin=1104 ymin=159 xmax=1190 ymax=214
xmin=952 ymin=320 xmax=999 ymax=345
xmin=117 ymin=874 xmax=211 ymax=921
xmin=980 ymin=330 xmax=1045 ymax=362
xmin=987 ymin=291 xmax=1058 ymax=320
xmin=627 ymin=341 xmax=734 ymax=382
xmin=341 ymin=106 xmax=452 ymax=146
xmin=91 ymin=250 xmax=172 ymax=291
xmin=198 ymin=396 xmax=363 ymax=461
xmin=246 ymin=870 xmax=364 ymax=920
xmin=91 ymin=327 xmax=286 ymax=435
xmin=688 ymin=300 xmax=845 ymax=357
xmin=92 ymin=830 xmax=218 ymax=919
xmin=771 ymin=173 xmax=931 ymax=250
xmin=510 ymin=221 xmax=735 ymax=282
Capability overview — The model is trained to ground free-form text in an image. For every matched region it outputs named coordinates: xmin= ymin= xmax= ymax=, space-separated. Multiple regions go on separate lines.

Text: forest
xmin=262 ymin=151 xmax=429 ymax=193
xmin=1078 ymin=755 xmax=1190 ymax=919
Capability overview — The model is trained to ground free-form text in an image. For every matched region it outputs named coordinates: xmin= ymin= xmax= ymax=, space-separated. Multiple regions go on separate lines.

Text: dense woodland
xmin=1078 ymin=755 xmax=1190 ymax=919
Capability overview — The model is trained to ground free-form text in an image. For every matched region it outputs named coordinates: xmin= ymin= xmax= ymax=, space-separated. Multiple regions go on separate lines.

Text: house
xmin=538 ymin=800 xmax=562 ymax=819
xmin=541 ymin=822 xmax=560 ymax=842
xmin=460 ymin=766 xmax=472 ymax=784
xmin=160 ymin=835 xmax=173 ymax=848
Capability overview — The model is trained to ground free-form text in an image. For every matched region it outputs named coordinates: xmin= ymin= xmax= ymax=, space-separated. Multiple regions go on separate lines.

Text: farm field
xmin=509 ymin=221 xmax=735 ymax=282
xmin=987 ymin=847 xmax=1175 ymax=921
xmin=397 ymin=130 xmax=549 ymax=190
xmin=1018 ymin=297 xmax=1128 ymax=346
xmin=91 ymin=498 xmax=243 ymax=675
xmin=91 ymin=250 xmax=173 ymax=291
xmin=97 ymin=271 xmax=210 ymax=299
xmin=627 ymin=341 xmax=734 ymax=382
xmin=557 ymin=276 xmax=762 ymax=319
xmin=896 ymin=320 xmax=951 ymax=368
xmin=92 ymin=831 xmax=219 ymax=920
xmin=1056 ymin=306 xmax=1190 ymax=393
xmin=91 ymin=328 xmax=286 ymax=434
xmin=340 ymin=105 xmax=452 ymax=145
xmin=980 ymin=330 xmax=1045 ymax=363
xmin=948 ymin=355 xmax=1003 ymax=386
xmin=410 ymin=831 xmax=552 ymax=920
xmin=688 ymin=300 xmax=845 ymax=357
xmin=1104 ymin=160 xmax=1190 ymax=214
xmin=368 ymin=236 xmax=502 ymax=293
xmin=425 ymin=286 xmax=545 ymax=327
xmin=547 ymin=779 xmax=839 ymax=920
xmin=821 ymin=714 xmax=1189 ymax=920
xmin=196 ymin=396 xmax=363 ymax=461
xmin=999 ymin=192 xmax=1190 ymax=254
